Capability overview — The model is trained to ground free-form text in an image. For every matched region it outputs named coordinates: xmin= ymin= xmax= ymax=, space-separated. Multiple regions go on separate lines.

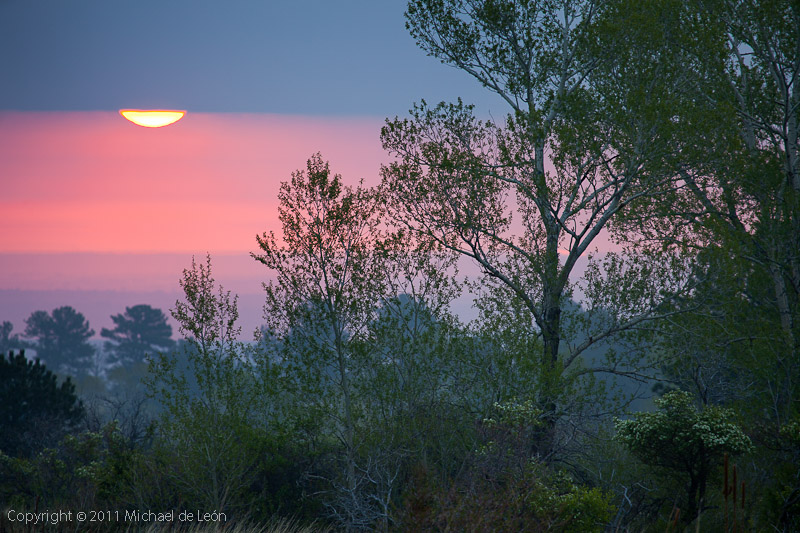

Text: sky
xmin=0 ymin=0 xmax=509 ymax=338
xmin=0 ymin=0 xmax=501 ymax=114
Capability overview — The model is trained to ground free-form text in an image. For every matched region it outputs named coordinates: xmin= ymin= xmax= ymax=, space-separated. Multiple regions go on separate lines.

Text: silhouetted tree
xmin=0 ymin=350 xmax=84 ymax=457
xmin=0 ymin=321 xmax=25 ymax=354
xmin=101 ymin=304 xmax=175 ymax=366
xmin=23 ymin=306 xmax=95 ymax=375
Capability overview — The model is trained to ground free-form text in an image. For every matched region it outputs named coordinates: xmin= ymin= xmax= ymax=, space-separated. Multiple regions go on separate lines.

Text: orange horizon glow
xmin=120 ymin=109 xmax=186 ymax=128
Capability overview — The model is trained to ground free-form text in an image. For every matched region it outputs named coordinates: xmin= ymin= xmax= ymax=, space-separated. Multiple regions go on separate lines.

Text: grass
xmin=141 ymin=519 xmax=333 ymax=533
xmin=0 ymin=513 xmax=333 ymax=533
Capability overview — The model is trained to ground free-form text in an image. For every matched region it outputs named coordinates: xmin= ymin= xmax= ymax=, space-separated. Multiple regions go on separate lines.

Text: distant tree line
xmin=1 ymin=304 xmax=174 ymax=377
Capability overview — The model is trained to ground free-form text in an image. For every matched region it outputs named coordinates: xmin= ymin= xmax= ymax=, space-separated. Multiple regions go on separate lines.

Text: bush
xmin=615 ymin=390 xmax=753 ymax=524
xmin=398 ymin=458 xmax=614 ymax=532
xmin=396 ymin=400 xmax=615 ymax=531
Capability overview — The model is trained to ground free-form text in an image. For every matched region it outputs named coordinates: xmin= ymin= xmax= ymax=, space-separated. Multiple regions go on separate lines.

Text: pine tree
xmin=101 ymin=304 xmax=175 ymax=366
xmin=23 ymin=306 xmax=95 ymax=375
xmin=0 ymin=350 xmax=84 ymax=457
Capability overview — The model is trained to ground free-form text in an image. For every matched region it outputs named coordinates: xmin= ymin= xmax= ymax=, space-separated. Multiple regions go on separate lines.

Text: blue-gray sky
xmin=0 ymin=0 xmax=503 ymax=116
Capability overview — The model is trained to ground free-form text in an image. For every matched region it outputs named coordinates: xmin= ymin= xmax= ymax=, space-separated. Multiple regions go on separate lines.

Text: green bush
xmin=397 ymin=400 xmax=615 ymax=531
xmin=615 ymin=390 xmax=753 ymax=525
xmin=398 ymin=458 xmax=614 ymax=532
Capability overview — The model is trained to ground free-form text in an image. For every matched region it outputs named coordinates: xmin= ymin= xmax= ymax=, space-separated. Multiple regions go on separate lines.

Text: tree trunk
xmin=685 ymin=473 xmax=700 ymax=527
xmin=335 ymin=333 xmax=356 ymax=493
xmin=536 ymin=272 xmax=563 ymax=458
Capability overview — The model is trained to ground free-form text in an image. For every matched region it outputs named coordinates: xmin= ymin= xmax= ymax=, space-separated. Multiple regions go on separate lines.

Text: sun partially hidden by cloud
xmin=0 ymin=111 xmax=385 ymax=254
xmin=120 ymin=109 xmax=186 ymax=128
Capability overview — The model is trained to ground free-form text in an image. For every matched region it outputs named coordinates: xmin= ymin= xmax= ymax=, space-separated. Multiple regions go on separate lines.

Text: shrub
xmin=615 ymin=390 xmax=753 ymax=524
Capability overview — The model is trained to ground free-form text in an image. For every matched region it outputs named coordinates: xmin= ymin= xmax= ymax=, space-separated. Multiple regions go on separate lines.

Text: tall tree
xmin=253 ymin=153 xmax=385 ymax=519
xmin=381 ymin=0 xmax=690 ymax=453
xmin=101 ymin=304 xmax=174 ymax=366
xmin=0 ymin=350 xmax=84 ymax=457
xmin=24 ymin=306 xmax=95 ymax=375
xmin=621 ymin=2 xmax=800 ymax=525
xmin=615 ymin=0 xmax=800 ymax=405
xmin=146 ymin=256 xmax=266 ymax=515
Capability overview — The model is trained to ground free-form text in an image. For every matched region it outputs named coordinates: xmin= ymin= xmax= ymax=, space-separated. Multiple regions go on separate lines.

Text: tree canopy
xmin=23 ymin=306 xmax=95 ymax=375
xmin=381 ymin=0 xmax=697 ymax=457
xmin=615 ymin=390 xmax=753 ymax=524
xmin=101 ymin=304 xmax=174 ymax=366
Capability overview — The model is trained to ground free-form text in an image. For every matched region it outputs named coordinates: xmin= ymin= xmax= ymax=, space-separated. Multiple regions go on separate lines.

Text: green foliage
xmin=615 ymin=390 xmax=753 ymax=523
xmin=524 ymin=466 xmax=616 ymax=533
xmin=253 ymin=153 xmax=384 ymax=361
xmin=386 ymin=0 xmax=694 ymax=462
xmin=0 ymin=419 xmax=313 ymax=528
xmin=476 ymin=398 xmax=545 ymax=466
xmin=780 ymin=419 xmax=800 ymax=447
xmin=396 ymin=395 xmax=615 ymax=531
xmin=0 ymin=349 xmax=84 ymax=457
xmin=399 ymin=447 xmax=614 ymax=532
xmin=253 ymin=154 xmax=389 ymax=527
xmin=615 ymin=391 xmax=753 ymax=468
xmin=146 ymin=255 xmax=277 ymax=518
xmin=364 ymin=293 xmax=469 ymax=451
xmin=102 ymin=304 xmax=175 ymax=366
xmin=0 ymin=431 xmax=100 ymax=510
xmin=761 ymin=416 xmax=800 ymax=531
xmin=251 ymin=155 xmax=477 ymax=530
xmin=23 ymin=306 xmax=95 ymax=375
xmin=0 ymin=422 xmax=145 ymax=511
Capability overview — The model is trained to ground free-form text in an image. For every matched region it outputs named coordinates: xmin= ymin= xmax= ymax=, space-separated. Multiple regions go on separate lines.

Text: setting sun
xmin=119 ymin=109 xmax=186 ymax=128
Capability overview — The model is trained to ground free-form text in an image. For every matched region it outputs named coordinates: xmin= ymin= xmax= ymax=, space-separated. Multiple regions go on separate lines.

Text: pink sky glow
xmin=0 ymin=111 xmax=611 ymax=338
xmin=0 ymin=111 xmax=388 ymax=337
xmin=0 ymin=111 xmax=386 ymax=255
